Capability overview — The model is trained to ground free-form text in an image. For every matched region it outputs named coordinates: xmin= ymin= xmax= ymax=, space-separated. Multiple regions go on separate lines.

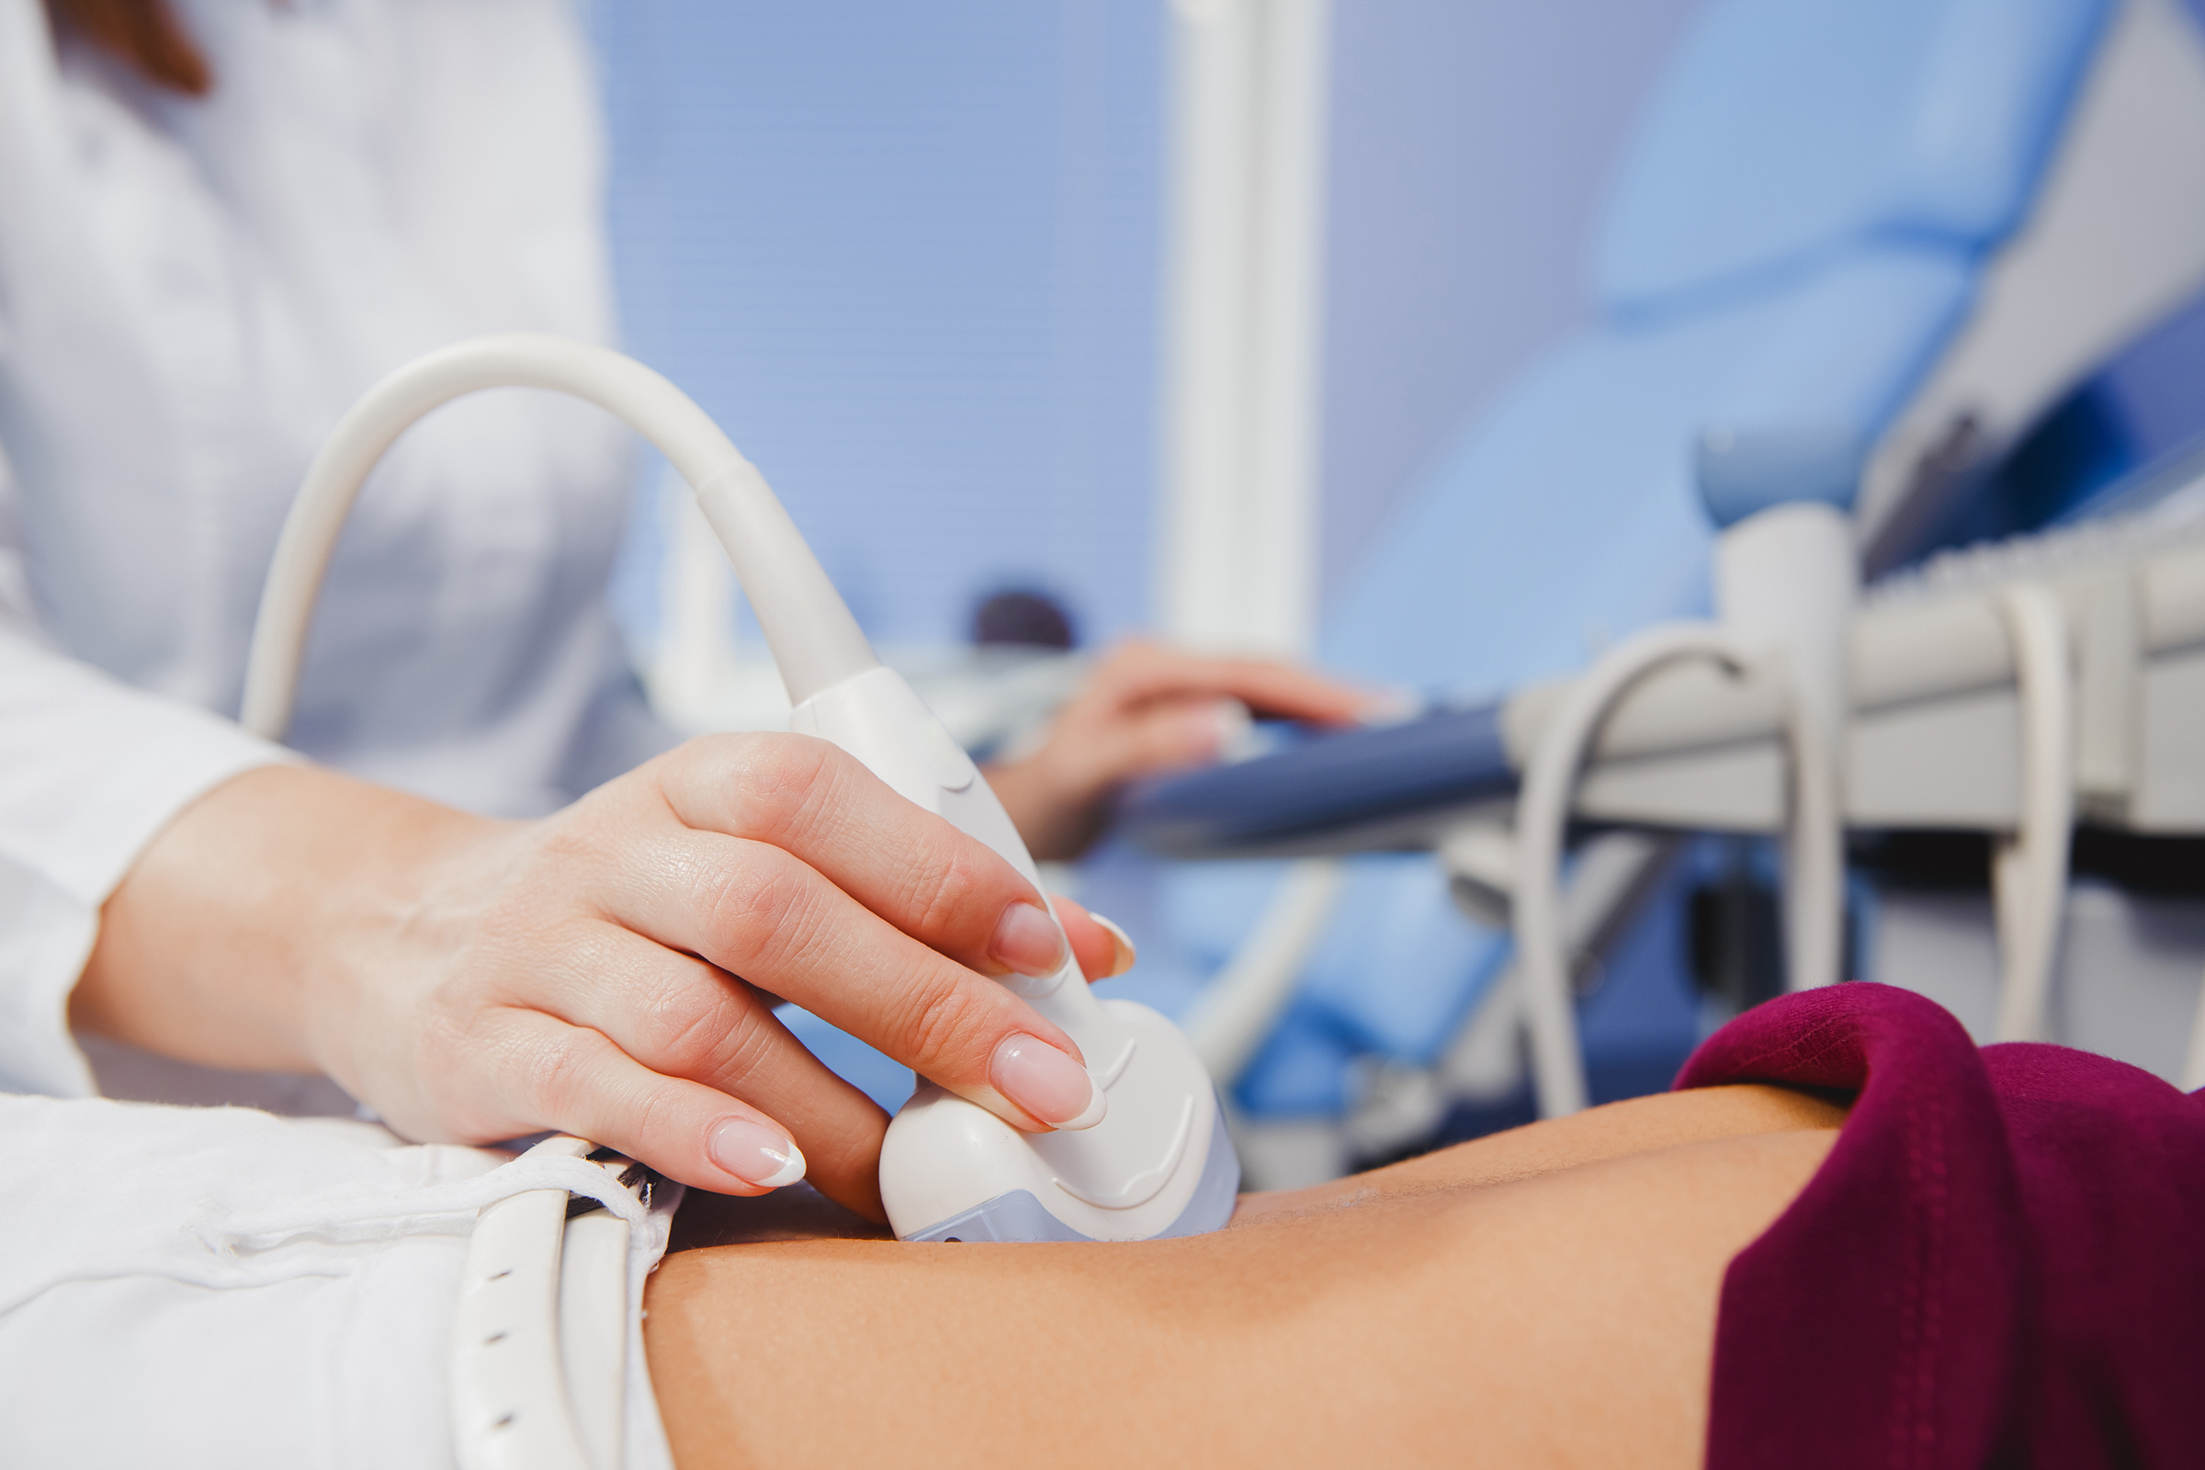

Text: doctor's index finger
xmin=585 ymin=824 xmax=1091 ymax=1132
xmin=647 ymin=732 xmax=1067 ymax=982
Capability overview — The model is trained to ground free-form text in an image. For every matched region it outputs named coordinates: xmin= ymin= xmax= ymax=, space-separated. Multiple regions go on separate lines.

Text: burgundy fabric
xmin=1677 ymin=982 xmax=2205 ymax=1470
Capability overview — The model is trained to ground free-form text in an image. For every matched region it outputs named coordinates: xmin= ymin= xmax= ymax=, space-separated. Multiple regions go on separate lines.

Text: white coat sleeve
xmin=0 ymin=482 xmax=294 ymax=1097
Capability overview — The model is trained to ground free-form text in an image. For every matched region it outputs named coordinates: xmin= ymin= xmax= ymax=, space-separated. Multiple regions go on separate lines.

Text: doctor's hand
xmin=72 ymin=738 xmax=1133 ymax=1220
xmin=983 ymin=638 xmax=1374 ymax=860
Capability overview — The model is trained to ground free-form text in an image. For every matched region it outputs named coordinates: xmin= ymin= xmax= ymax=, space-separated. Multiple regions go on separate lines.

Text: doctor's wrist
xmin=73 ymin=762 xmax=499 ymax=1081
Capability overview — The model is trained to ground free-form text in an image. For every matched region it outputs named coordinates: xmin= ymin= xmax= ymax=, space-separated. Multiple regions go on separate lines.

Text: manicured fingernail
xmin=990 ymin=901 xmax=1069 ymax=978
xmin=1088 ymin=911 xmax=1138 ymax=978
xmin=708 ymin=1118 xmax=806 ymax=1188
xmin=990 ymin=1033 xmax=1105 ymax=1130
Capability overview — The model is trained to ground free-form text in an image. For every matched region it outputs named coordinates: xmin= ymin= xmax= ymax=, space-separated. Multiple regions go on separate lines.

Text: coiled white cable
xmin=1512 ymin=624 xmax=1844 ymax=1118
xmin=1991 ymin=583 xmax=2076 ymax=1045
xmin=241 ymin=333 xmax=874 ymax=741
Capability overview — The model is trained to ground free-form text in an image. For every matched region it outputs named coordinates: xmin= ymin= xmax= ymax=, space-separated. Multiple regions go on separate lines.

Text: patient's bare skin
xmin=645 ymin=1083 xmax=1846 ymax=1469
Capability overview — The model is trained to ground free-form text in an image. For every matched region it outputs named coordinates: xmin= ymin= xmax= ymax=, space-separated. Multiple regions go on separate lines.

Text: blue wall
xmin=592 ymin=0 xmax=2205 ymax=663
xmin=590 ymin=1 xmax=1713 ymax=657
xmin=593 ymin=2 xmax=1164 ymax=653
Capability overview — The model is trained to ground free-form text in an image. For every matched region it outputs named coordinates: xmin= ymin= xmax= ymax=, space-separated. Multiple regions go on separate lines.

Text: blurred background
xmin=592 ymin=0 xmax=2205 ymax=677
xmin=583 ymin=0 xmax=2205 ymax=1184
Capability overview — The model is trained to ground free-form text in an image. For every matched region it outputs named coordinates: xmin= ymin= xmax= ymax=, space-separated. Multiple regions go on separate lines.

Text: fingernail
xmin=708 ymin=1118 xmax=806 ymax=1188
xmin=990 ymin=1033 xmax=1106 ymax=1130
xmin=990 ymin=901 xmax=1069 ymax=978
xmin=1088 ymin=911 xmax=1138 ymax=978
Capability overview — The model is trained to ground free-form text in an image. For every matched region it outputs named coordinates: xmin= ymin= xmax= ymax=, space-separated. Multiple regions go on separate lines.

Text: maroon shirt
xmin=1680 ymin=982 xmax=2205 ymax=1469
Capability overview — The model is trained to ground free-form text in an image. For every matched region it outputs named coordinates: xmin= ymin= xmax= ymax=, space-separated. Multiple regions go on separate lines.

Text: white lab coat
xmin=0 ymin=0 xmax=675 ymax=1097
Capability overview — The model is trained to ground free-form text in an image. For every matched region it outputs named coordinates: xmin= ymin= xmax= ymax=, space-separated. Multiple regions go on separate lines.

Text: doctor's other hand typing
xmin=69 ymin=735 xmax=1133 ymax=1220
xmin=983 ymin=639 xmax=1373 ymax=860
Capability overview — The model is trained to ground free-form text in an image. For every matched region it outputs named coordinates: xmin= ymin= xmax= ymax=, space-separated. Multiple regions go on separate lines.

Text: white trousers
xmin=0 ymin=1093 xmax=677 ymax=1469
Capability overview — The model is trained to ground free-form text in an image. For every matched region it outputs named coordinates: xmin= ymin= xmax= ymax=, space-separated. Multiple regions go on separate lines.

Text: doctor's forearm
xmin=72 ymin=763 xmax=499 ymax=1075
